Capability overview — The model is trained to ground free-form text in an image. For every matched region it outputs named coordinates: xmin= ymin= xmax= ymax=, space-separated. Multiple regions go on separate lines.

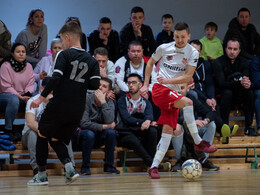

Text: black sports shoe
xmin=171 ymin=160 xmax=182 ymax=172
xmin=104 ymin=165 xmax=120 ymax=174
xmin=202 ymin=160 xmax=219 ymax=171
xmin=244 ymin=127 xmax=258 ymax=136
xmin=65 ymin=169 xmax=79 ymax=185
xmin=81 ymin=167 xmax=91 ymax=175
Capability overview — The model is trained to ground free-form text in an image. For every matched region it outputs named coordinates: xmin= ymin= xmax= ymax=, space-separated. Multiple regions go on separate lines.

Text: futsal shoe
xmin=231 ymin=124 xmax=239 ymax=136
xmin=194 ymin=140 xmax=217 ymax=153
xmin=221 ymin=124 xmax=231 ymax=144
xmin=65 ymin=169 xmax=79 ymax=185
xmin=27 ymin=174 xmax=48 ymax=186
xmin=148 ymin=167 xmax=160 ymax=179
xmin=171 ymin=160 xmax=182 ymax=172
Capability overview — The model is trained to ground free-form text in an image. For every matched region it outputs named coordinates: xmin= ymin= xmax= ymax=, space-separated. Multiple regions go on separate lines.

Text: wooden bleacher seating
xmin=0 ymin=109 xmax=259 ymax=176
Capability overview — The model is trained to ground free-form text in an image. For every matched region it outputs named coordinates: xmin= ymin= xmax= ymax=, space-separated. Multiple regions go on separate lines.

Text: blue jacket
xmin=117 ymin=93 xmax=153 ymax=130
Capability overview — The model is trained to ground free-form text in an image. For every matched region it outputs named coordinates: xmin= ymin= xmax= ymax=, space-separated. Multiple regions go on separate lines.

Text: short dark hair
xmin=204 ymin=22 xmax=218 ymax=31
xmin=161 ymin=14 xmax=174 ymax=23
xmin=131 ymin=6 xmax=144 ymax=15
xmin=226 ymin=37 xmax=241 ymax=49
xmin=101 ymin=77 xmax=112 ymax=90
xmin=99 ymin=17 xmax=112 ymax=24
xmin=42 ymin=77 xmax=51 ymax=87
xmin=128 ymin=40 xmax=143 ymax=50
xmin=237 ymin=7 xmax=251 ymax=16
xmin=190 ymin=40 xmax=202 ymax=51
xmin=65 ymin=17 xmax=82 ymax=29
xmin=59 ymin=22 xmax=82 ymax=37
xmin=127 ymin=73 xmax=142 ymax=82
xmin=174 ymin=22 xmax=190 ymax=34
xmin=11 ymin=43 xmax=26 ymax=53
xmin=94 ymin=47 xmax=108 ymax=57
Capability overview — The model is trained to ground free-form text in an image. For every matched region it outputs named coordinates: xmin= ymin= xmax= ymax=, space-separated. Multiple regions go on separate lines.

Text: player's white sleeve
xmin=188 ymin=47 xmax=199 ymax=67
xmin=151 ymin=45 xmax=163 ymax=62
xmin=114 ymin=57 xmax=129 ymax=92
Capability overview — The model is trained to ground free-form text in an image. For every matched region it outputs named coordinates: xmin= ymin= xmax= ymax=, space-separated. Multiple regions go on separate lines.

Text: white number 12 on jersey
xmin=70 ymin=60 xmax=88 ymax=83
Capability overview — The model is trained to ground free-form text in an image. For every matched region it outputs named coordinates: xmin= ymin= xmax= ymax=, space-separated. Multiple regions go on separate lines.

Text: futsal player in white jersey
xmin=140 ymin=22 xmax=217 ymax=179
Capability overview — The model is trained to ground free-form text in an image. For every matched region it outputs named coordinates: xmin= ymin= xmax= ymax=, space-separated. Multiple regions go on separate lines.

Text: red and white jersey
xmin=152 ymin=41 xmax=199 ymax=92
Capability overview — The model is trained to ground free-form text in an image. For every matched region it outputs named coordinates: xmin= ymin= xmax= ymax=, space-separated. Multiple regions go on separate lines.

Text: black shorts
xmin=38 ymin=100 xmax=84 ymax=145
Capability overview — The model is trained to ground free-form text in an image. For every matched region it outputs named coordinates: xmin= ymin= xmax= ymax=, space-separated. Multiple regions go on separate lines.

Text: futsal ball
xmin=181 ymin=159 xmax=202 ymax=180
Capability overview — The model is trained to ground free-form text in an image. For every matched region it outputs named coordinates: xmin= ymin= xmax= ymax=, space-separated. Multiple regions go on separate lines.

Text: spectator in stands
xmin=200 ymin=22 xmax=223 ymax=62
xmin=0 ymin=43 xmax=35 ymax=141
xmin=34 ymin=38 xmax=62 ymax=94
xmin=171 ymin=83 xmax=219 ymax=172
xmin=223 ymin=7 xmax=260 ymax=60
xmin=15 ymin=9 xmax=47 ymax=68
xmin=119 ymin=6 xmax=156 ymax=57
xmin=88 ymin=17 xmax=120 ymax=63
xmin=116 ymin=73 xmax=159 ymax=168
xmin=212 ymin=38 xmax=256 ymax=136
xmin=115 ymin=40 xmax=157 ymax=97
xmin=250 ymin=55 xmax=260 ymax=135
xmin=94 ymin=47 xmax=116 ymax=100
xmin=0 ymin=20 xmax=11 ymax=61
xmin=65 ymin=17 xmax=87 ymax=51
xmin=72 ymin=77 xmax=120 ymax=175
xmin=155 ymin=14 xmax=174 ymax=46
xmin=94 ymin=47 xmax=115 ymax=83
xmin=22 ymin=77 xmax=75 ymax=177
xmin=189 ymin=40 xmax=231 ymax=138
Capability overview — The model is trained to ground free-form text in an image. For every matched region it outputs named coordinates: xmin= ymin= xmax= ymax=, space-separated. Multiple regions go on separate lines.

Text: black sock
xmin=36 ymin=135 xmax=49 ymax=171
xmin=49 ymin=140 xmax=71 ymax=165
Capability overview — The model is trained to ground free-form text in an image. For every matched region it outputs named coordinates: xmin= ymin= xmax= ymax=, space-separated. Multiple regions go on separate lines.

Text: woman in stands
xmin=34 ymin=38 xmax=62 ymax=94
xmin=0 ymin=43 xmax=35 ymax=141
xmin=15 ymin=9 xmax=47 ymax=68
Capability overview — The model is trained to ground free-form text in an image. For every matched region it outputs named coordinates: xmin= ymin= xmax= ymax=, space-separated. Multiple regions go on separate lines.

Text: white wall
xmin=1 ymin=0 xmax=259 ymax=49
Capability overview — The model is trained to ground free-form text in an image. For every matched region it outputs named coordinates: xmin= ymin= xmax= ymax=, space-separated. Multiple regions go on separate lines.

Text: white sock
xmin=151 ymin=133 xmax=172 ymax=168
xmin=183 ymin=106 xmax=202 ymax=145
xmin=65 ymin=162 xmax=74 ymax=173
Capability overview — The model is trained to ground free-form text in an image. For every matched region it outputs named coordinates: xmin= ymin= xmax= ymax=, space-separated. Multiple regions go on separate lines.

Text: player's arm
xmin=158 ymin=65 xmax=196 ymax=85
xmin=26 ymin=113 xmax=38 ymax=132
xmin=141 ymin=57 xmax=157 ymax=93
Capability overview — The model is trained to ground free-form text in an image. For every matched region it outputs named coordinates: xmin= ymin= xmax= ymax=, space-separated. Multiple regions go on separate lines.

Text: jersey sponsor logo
xmin=167 ymin=56 xmax=173 ymax=61
xmin=174 ymin=51 xmax=184 ymax=54
xmin=194 ymin=58 xmax=199 ymax=63
xmin=182 ymin=58 xmax=188 ymax=65
xmin=115 ymin=66 xmax=121 ymax=73
xmin=163 ymin=63 xmax=186 ymax=72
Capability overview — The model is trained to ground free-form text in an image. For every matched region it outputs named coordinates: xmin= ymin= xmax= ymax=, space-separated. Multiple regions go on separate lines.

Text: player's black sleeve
xmin=88 ymin=58 xmax=101 ymax=90
xmin=41 ymin=72 xmax=62 ymax=97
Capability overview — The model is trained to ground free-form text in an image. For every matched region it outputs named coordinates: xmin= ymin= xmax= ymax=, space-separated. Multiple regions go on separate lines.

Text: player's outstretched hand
xmin=30 ymin=96 xmax=45 ymax=109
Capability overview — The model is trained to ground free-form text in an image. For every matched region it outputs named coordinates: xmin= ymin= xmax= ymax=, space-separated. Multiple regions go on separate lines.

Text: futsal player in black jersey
xmin=27 ymin=22 xmax=100 ymax=185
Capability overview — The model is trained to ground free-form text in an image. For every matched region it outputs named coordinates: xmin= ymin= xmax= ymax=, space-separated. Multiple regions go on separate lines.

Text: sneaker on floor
xmin=65 ymin=169 xmax=79 ymax=185
xmin=27 ymin=174 xmax=48 ymax=186
xmin=221 ymin=124 xmax=231 ymax=144
xmin=202 ymin=160 xmax=219 ymax=171
xmin=245 ymin=127 xmax=258 ymax=136
xmin=81 ymin=167 xmax=91 ymax=175
xmin=231 ymin=124 xmax=239 ymax=136
xmin=171 ymin=160 xmax=182 ymax=172
xmin=159 ymin=162 xmax=171 ymax=172
xmin=194 ymin=140 xmax=217 ymax=153
xmin=148 ymin=167 xmax=160 ymax=179
xmin=104 ymin=165 xmax=120 ymax=174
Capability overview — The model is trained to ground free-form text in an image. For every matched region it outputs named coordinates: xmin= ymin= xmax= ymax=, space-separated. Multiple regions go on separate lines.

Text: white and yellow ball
xmin=181 ymin=159 xmax=202 ymax=180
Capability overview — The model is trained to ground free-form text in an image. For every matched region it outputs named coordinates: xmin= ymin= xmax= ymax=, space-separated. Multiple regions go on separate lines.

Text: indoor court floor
xmin=0 ymin=169 xmax=259 ymax=195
